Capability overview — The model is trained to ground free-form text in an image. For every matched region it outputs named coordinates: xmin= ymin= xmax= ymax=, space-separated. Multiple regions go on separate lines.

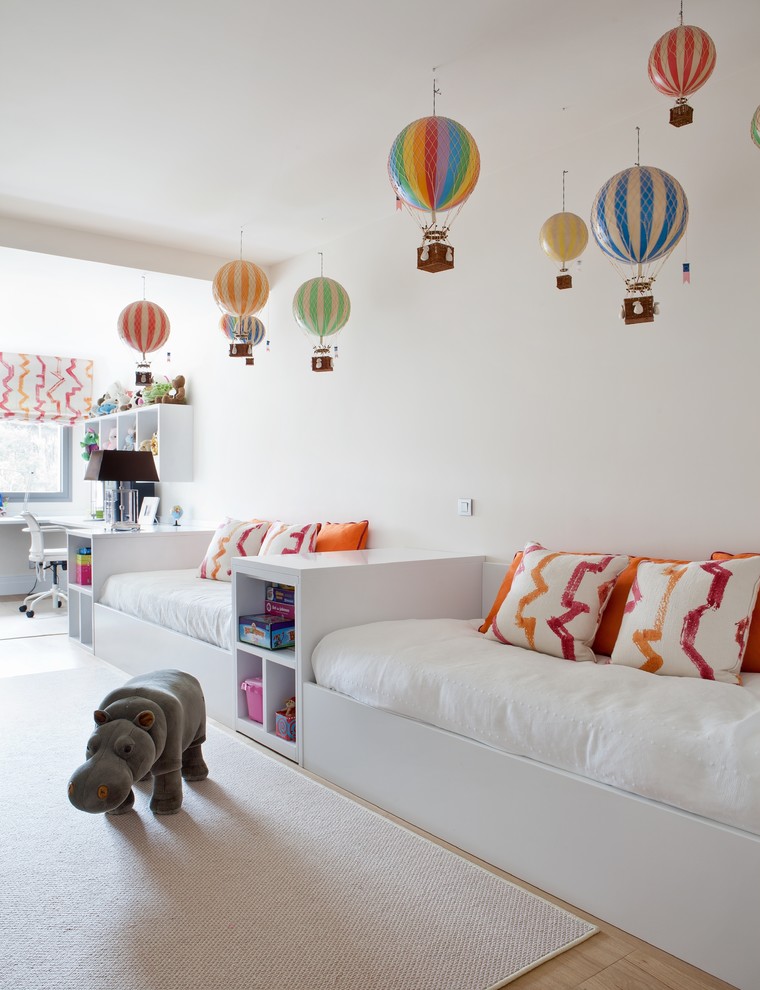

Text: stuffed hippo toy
xmin=68 ymin=670 xmax=208 ymax=816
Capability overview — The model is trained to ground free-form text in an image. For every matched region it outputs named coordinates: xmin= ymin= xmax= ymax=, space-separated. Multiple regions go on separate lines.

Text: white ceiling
xmin=1 ymin=0 xmax=757 ymax=267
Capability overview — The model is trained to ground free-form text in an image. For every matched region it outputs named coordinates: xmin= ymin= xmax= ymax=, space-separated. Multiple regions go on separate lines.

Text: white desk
xmin=64 ymin=524 xmax=215 ymax=652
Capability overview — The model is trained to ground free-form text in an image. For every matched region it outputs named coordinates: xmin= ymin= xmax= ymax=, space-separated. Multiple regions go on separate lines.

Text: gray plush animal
xmin=68 ymin=669 xmax=208 ymax=816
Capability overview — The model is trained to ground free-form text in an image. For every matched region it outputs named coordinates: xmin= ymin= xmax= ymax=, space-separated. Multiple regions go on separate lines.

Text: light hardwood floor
xmin=0 ymin=596 xmax=737 ymax=990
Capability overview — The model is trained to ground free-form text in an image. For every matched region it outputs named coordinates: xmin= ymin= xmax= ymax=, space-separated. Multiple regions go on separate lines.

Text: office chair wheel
xmin=26 ymin=610 xmax=34 ymax=619
xmin=18 ymin=604 xmax=27 ymax=613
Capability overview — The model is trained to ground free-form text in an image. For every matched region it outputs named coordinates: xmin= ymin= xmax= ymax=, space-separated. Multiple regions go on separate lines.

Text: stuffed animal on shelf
xmin=67 ymin=669 xmax=208 ymax=816
xmin=106 ymin=427 xmax=118 ymax=450
xmin=160 ymin=374 xmax=186 ymax=404
xmin=80 ymin=429 xmax=99 ymax=460
xmin=138 ymin=433 xmax=158 ymax=456
xmin=122 ymin=426 xmax=136 ymax=451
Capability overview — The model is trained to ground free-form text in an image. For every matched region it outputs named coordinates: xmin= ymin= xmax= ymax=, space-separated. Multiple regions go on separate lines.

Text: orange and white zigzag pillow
xmin=259 ymin=521 xmax=320 ymax=556
xmin=485 ymin=542 xmax=629 ymax=662
xmin=610 ymin=557 xmax=760 ymax=684
xmin=198 ymin=518 xmax=271 ymax=582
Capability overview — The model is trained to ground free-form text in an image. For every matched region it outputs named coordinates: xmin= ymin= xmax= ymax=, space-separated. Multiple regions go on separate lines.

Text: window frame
xmin=1 ymin=422 xmax=73 ymax=504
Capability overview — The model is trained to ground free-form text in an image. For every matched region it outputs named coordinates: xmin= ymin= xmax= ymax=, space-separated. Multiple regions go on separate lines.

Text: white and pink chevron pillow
xmin=198 ymin=518 xmax=271 ymax=582
xmin=259 ymin=521 xmax=320 ymax=556
xmin=610 ymin=557 xmax=760 ymax=684
xmin=485 ymin=542 xmax=629 ymax=662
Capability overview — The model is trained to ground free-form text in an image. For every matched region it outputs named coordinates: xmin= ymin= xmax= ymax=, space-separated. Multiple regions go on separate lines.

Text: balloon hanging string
xmin=142 ymin=273 xmax=147 ymax=300
xmin=240 ymin=227 xmax=243 ymax=261
xmin=635 ymin=126 xmax=641 ymax=167
xmin=562 ymin=170 xmax=568 ymax=212
xmin=432 ymin=69 xmax=440 ymax=116
xmin=679 ymin=1 xmax=683 ymax=27
xmin=318 ymin=251 xmax=324 ymax=277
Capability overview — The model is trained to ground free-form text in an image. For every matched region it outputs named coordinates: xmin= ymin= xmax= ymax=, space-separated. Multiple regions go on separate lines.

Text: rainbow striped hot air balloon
xmin=648 ymin=23 xmax=716 ymax=127
xmin=539 ymin=213 xmax=588 ymax=289
xmin=213 ymin=260 xmax=269 ymax=319
xmin=293 ymin=275 xmax=351 ymax=373
xmin=751 ymin=106 xmax=760 ymax=150
xmin=388 ymin=115 xmax=480 ymax=272
xmin=219 ymin=314 xmax=266 ymax=366
xmin=590 ymin=164 xmax=689 ymax=324
xmin=117 ymin=300 xmax=171 ymax=385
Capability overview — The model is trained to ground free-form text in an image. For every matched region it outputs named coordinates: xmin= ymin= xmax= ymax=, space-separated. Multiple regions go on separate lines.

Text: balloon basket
xmin=229 ymin=341 xmax=254 ymax=361
xmin=135 ymin=365 xmax=153 ymax=386
xmin=623 ymin=295 xmax=655 ymax=325
xmin=417 ymin=242 xmax=454 ymax=273
xmin=556 ymin=274 xmax=573 ymax=290
xmin=670 ymin=103 xmax=693 ymax=127
xmin=312 ymin=353 xmax=334 ymax=373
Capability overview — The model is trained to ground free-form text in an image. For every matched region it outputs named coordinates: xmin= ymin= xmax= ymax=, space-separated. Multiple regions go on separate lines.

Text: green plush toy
xmin=67 ymin=670 xmax=208 ymax=816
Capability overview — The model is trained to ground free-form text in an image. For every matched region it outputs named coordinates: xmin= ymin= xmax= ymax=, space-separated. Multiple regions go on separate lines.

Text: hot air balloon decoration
xmin=751 ymin=106 xmax=760 ymax=149
xmin=117 ymin=295 xmax=171 ymax=386
xmin=219 ymin=314 xmax=266 ymax=366
xmin=388 ymin=81 xmax=480 ymax=273
xmin=591 ymin=153 xmax=688 ymax=325
xmin=648 ymin=4 xmax=716 ymax=127
xmin=293 ymin=256 xmax=351 ymax=372
xmin=539 ymin=171 xmax=588 ymax=289
xmin=212 ymin=259 xmax=269 ymax=321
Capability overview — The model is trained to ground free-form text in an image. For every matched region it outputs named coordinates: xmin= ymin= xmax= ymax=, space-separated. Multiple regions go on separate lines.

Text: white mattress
xmin=99 ymin=569 xmax=232 ymax=651
xmin=312 ymin=618 xmax=760 ymax=835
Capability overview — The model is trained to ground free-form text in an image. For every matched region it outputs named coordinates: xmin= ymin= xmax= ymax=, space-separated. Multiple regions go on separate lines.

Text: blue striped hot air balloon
xmin=219 ymin=313 xmax=266 ymax=365
xmin=590 ymin=164 xmax=688 ymax=323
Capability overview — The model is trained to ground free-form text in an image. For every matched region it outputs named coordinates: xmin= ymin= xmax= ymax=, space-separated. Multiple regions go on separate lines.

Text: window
xmin=0 ymin=420 xmax=72 ymax=503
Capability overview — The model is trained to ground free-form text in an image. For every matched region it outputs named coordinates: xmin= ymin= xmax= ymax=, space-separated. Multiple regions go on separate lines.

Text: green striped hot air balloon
xmin=751 ymin=105 xmax=760 ymax=150
xmin=292 ymin=276 xmax=351 ymax=373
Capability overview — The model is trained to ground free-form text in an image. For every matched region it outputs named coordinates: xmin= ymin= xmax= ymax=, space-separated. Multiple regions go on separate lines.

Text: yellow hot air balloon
xmin=539 ymin=212 xmax=589 ymax=289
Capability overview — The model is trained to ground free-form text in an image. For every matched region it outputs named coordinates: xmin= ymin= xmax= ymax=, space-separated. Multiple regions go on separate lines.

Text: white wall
xmin=2 ymin=58 xmax=759 ymax=564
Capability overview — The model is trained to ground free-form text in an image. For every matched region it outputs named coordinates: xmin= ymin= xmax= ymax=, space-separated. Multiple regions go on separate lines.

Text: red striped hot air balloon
xmin=117 ymin=300 xmax=171 ymax=385
xmin=648 ymin=19 xmax=716 ymax=127
xmin=213 ymin=260 xmax=269 ymax=319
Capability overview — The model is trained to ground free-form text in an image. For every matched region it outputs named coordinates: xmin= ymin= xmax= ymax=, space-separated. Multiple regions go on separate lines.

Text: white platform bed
xmin=89 ymin=530 xmax=236 ymax=728
xmin=301 ymin=562 xmax=760 ymax=990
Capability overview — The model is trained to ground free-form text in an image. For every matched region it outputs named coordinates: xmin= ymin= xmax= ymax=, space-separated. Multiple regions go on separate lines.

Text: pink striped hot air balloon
xmin=648 ymin=17 xmax=716 ymax=127
xmin=117 ymin=300 xmax=171 ymax=385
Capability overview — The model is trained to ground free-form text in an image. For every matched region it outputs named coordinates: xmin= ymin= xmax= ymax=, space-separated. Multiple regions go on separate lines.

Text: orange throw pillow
xmin=315 ymin=520 xmax=369 ymax=552
xmin=479 ymin=551 xmax=523 ymax=634
xmin=711 ymin=552 xmax=760 ymax=672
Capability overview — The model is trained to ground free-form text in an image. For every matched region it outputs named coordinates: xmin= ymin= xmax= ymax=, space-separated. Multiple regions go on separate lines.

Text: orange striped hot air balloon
xmin=212 ymin=260 xmax=269 ymax=319
xmin=648 ymin=15 xmax=716 ymax=127
xmin=117 ymin=300 xmax=171 ymax=386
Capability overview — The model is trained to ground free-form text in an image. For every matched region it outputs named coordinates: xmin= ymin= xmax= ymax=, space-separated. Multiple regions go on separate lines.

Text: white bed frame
xmin=301 ymin=562 xmax=760 ymax=990
xmin=88 ymin=528 xmax=235 ymax=728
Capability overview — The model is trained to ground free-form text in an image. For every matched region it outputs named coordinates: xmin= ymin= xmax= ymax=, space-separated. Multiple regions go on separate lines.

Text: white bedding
xmin=312 ymin=617 xmax=760 ymax=835
xmin=99 ymin=569 xmax=232 ymax=650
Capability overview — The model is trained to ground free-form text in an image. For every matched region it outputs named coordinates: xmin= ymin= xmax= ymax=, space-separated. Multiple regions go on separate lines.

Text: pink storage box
xmin=241 ymin=677 xmax=263 ymax=723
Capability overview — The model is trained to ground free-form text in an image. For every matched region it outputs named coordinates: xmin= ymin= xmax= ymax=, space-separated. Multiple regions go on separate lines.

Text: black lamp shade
xmin=84 ymin=450 xmax=159 ymax=483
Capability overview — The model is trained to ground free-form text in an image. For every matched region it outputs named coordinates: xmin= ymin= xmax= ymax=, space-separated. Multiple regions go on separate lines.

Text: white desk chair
xmin=18 ymin=512 xmax=68 ymax=618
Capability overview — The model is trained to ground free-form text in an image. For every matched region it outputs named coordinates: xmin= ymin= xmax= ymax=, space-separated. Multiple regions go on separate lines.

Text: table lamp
xmin=84 ymin=450 xmax=159 ymax=531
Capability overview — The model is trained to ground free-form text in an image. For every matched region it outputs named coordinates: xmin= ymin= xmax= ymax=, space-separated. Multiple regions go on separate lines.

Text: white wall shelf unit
xmin=232 ymin=548 xmax=485 ymax=764
xmin=83 ymin=403 xmax=193 ymax=482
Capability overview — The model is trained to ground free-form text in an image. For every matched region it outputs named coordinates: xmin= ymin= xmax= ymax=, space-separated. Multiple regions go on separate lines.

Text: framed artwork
xmin=138 ymin=496 xmax=160 ymax=526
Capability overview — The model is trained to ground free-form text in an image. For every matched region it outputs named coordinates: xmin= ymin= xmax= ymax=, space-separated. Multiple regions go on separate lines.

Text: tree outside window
xmin=0 ymin=421 xmax=72 ymax=502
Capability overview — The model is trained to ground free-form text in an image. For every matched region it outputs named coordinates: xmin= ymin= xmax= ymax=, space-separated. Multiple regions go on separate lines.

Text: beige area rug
xmin=1 ymin=667 xmax=597 ymax=990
